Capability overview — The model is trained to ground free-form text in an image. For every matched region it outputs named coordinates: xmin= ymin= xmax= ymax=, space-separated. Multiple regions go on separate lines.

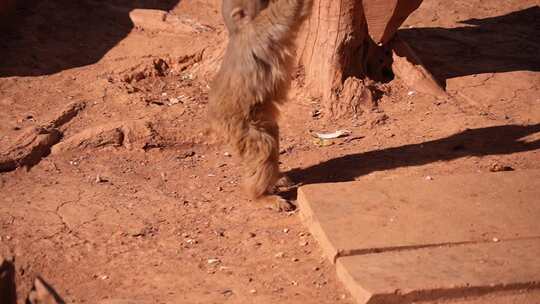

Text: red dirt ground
xmin=0 ymin=0 xmax=539 ymax=303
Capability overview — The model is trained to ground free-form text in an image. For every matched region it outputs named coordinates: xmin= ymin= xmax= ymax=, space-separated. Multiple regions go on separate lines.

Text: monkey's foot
xmin=258 ymin=195 xmax=295 ymax=212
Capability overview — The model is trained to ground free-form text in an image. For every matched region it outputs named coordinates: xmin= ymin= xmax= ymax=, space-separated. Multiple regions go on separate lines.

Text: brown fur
xmin=208 ymin=0 xmax=311 ymax=211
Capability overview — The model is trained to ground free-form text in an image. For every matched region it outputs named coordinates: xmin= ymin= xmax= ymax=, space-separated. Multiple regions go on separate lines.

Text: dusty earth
xmin=0 ymin=0 xmax=539 ymax=303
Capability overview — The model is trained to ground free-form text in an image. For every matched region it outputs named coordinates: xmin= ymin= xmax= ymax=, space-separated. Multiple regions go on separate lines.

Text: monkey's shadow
xmin=0 ymin=0 xmax=180 ymax=77
xmin=283 ymin=124 xmax=540 ymax=200
xmin=398 ymin=5 xmax=540 ymax=87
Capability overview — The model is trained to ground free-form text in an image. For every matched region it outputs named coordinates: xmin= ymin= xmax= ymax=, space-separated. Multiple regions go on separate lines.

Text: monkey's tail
xmin=236 ymin=122 xmax=280 ymax=198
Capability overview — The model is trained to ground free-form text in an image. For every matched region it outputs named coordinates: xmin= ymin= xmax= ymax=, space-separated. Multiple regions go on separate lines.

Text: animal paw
xmin=269 ymin=195 xmax=295 ymax=212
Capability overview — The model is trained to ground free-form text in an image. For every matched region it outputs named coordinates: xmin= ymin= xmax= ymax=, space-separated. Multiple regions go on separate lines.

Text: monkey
xmin=207 ymin=0 xmax=312 ymax=211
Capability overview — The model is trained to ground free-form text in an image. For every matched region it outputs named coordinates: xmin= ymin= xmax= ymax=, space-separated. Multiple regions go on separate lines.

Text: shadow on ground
xmin=0 ymin=258 xmax=16 ymax=304
xmin=286 ymin=124 xmax=540 ymax=194
xmin=399 ymin=6 xmax=540 ymax=86
xmin=2 ymin=3 xmax=538 ymax=80
xmin=1 ymin=258 xmax=65 ymax=304
xmin=0 ymin=0 xmax=180 ymax=77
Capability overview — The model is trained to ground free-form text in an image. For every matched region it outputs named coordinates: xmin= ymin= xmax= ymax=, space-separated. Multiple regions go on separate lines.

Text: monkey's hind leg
xmin=240 ymin=123 xmax=294 ymax=212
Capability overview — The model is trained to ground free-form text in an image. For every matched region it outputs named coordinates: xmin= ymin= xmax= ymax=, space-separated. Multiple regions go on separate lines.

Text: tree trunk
xmin=296 ymin=0 xmax=425 ymax=118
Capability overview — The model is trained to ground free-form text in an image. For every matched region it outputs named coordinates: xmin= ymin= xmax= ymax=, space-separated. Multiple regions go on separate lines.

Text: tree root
xmin=0 ymin=101 xmax=85 ymax=173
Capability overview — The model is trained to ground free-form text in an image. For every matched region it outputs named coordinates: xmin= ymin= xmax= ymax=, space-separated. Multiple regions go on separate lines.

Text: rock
xmin=129 ymin=9 xmax=168 ymax=31
xmin=489 ymin=163 xmax=514 ymax=172
xmin=207 ymin=258 xmax=221 ymax=266
xmin=220 ymin=289 xmax=233 ymax=297
xmin=0 ymin=127 xmax=62 ymax=172
xmin=95 ymin=175 xmax=109 ymax=183
xmin=391 ymin=37 xmax=448 ymax=98
xmin=179 ymin=150 xmax=196 ymax=159
xmin=52 ymin=120 xmax=154 ymax=153
xmin=45 ymin=101 xmax=86 ymax=129
xmin=336 ymin=240 xmax=540 ymax=304
xmin=370 ymin=113 xmax=389 ymax=127
xmin=298 ymin=170 xmax=540 ymax=262
xmin=129 ymin=9 xmax=205 ymax=34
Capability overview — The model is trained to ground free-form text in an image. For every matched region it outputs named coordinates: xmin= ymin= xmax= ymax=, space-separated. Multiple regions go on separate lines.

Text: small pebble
xmin=207 ymin=258 xmax=221 ymax=265
xmin=95 ymin=175 xmax=108 ymax=183
xmin=425 ymin=176 xmax=434 ymax=181
xmin=492 ymin=237 xmax=500 ymax=242
xmin=221 ymin=289 xmax=233 ymax=296
xmin=489 ymin=163 xmax=514 ymax=172
xmin=168 ymin=97 xmax=181 ymax=105
xmin=185 ymin=238 xmax=197 ymax=244
xmin=275 ymin=252 xmax=285 ymax=258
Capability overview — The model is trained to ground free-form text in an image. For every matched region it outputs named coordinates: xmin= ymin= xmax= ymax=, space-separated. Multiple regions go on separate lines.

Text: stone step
xmin=336 ymin=239 xmax=540 ymax=304
xmin=424 ymin=289 xmax=540 ymax=304
xmin=298 ymin=170 xmax=540 ymax=262
xmin=297 ymin=170 xmax=540 ymax=303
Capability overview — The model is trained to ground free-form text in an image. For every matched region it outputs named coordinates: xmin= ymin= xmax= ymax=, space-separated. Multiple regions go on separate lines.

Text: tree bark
xmin=296 ymin=0 xmax=425 ymax=118
xmin=297 ymin=0 xmax=369 ymax=118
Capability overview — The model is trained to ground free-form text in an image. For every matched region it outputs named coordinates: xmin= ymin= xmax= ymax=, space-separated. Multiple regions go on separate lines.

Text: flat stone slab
xmin=297 ymin=170 xmax=540 ymax=262
xmin=336 ymin=239 xmax=540 ymax=304
xmin=424 ymin=289 xmax=540 ymax=304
